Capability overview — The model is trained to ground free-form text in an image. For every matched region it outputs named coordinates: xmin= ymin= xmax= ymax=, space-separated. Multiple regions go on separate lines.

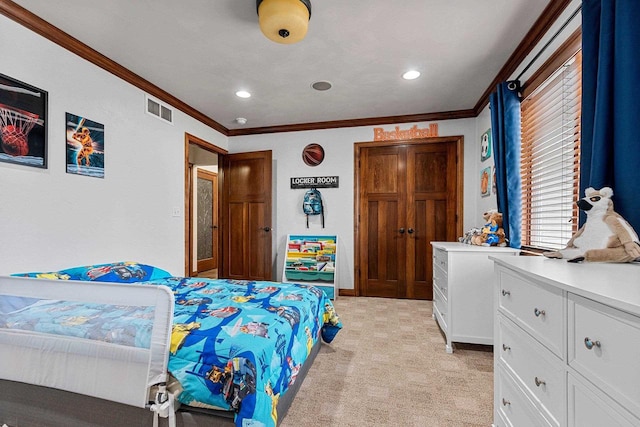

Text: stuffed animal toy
xmin=471 ymin=210 xmax=507 ymax=247
xmin=459 ymin=227 xmax=482 ymax=245
xmin=543 ymin=187 xmax=640 ymax=263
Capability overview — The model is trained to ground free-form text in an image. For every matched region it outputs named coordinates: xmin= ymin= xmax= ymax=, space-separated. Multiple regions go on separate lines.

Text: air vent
xmin=145 ymin=95 xmax=174 ymax=125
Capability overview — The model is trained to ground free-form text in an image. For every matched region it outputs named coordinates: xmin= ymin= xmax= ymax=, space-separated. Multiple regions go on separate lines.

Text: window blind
xmin=520 ymin=50 xmax=581 ymax=250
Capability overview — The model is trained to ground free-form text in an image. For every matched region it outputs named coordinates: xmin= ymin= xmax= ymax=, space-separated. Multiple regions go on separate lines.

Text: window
xmin=520 ymin=30 xmax=581 ymax=250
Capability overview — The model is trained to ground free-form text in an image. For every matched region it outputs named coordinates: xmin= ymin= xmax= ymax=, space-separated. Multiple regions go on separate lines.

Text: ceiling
xmin=9 ymin=0 xmax=555 ymax=134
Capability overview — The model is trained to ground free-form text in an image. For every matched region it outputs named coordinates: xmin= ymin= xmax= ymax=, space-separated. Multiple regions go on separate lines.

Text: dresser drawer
xmin=496 ymin=365 xmax=554 ymax=427
xmin=497 ymin=269 xmax=564 ymax=358
xmin=497 ymin=314 xmax=564 ymax=427
xmin=433 ymin=247 xmax=448 ymax=274
xmin=432 ymin=264 xmax=448 ymax=300
xmin=568 ymin=372 xmax=640 ymax=427
xmin=433 ymin=285 xmax=447 ymax=331
xmin=568 ymin=294 xmax=640 ymax=419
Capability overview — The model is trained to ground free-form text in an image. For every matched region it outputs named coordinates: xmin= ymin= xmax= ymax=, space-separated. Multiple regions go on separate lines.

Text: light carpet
xmin=280 ymin=296 xmax=494 ymax=427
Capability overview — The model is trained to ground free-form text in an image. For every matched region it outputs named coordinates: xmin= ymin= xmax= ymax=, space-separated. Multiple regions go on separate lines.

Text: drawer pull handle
xmin=501 ymin=289 xmax=511 ymax=296
xmin=502 ymin=344 xmax=511 ymax=351
xmin=502 ymin=398 xmax=511 ymax=406
xmin=534 ymin=377 xmax=546 ymax=387
xmin=534 ymin=308 xmax=546 ymax=317
xmin=584 ymin=337 xmax=601 ymax=350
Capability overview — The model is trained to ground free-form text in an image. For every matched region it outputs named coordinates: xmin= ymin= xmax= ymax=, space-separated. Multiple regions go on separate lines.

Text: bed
xmin=1 ymin=261 xmax=342 ymax=427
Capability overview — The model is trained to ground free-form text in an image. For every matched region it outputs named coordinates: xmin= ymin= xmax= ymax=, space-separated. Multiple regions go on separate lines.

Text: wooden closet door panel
xmin=247 ymin=201 xmax=268 ymax=280
xmin=364 ymin=199 xmax=405 ymax=297
xmin=227 ymin=202 xmax=247 ymax=278
xmin=406 ymin=143 xmax=457 ymax=300
xmin=360 ymin=146 xmax=406 ymax=298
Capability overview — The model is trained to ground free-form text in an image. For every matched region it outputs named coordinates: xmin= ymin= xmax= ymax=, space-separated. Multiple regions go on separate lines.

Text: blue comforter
xmin=156 ymin=276 xmax=341 ymax=426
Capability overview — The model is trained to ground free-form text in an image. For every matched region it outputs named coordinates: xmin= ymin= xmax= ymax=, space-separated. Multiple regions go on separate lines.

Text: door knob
xmin=210 ymin=225 xmax=218 ymax=229
xmin=262 ymin=226 xmax=271 ymax=232
xmin=407 ymin=228 xmax=415 ymax=234
xmin=399 ymin=228 xmax=405 ymax=234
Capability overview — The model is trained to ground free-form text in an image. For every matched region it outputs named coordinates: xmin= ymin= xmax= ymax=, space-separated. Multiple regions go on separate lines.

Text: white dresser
xmin=430 ymin=242 xmax=519 ymax=353
xmin=492 ymin=256 xmax=640 ymax=427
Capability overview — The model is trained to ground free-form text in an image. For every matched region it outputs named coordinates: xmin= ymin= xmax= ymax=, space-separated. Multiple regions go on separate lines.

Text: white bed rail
xmin=0 ymin=276 xmax=174 ymax=420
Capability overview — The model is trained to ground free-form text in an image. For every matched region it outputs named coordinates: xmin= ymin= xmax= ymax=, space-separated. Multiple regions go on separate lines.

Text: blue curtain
xmin=490 ymin=81 xmax=522 ymax=248
xmin=581 ymin=0 xmax=640 ymax=230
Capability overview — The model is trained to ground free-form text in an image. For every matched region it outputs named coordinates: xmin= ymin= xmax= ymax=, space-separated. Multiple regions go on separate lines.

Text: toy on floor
xmin=465 ymin=210 xmax=507 ymax=247
xmin=543 ymin=187 xmax=640 ymax=263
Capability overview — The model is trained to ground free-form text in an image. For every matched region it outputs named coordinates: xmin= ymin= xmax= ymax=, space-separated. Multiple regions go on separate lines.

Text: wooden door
xmin=356 ymin=137 xmax=462 ymax=300
xmin=360 ymin=145 xmax=408 ymax=298
xmin=221 ymin=150 xmax=273 ymax=281
xmin=405 ymin=143 xmax=457 ymax=299
xmin=196 ymin=169 xmax=218 ymax=273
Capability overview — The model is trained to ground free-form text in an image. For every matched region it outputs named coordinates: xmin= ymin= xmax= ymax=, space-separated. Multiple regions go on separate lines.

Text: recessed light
xmin=402 ymin=70 xmax=421 ymax=80
xmin=235 ymin=117 xmax=247 ymax=125
xmin=311 ymin=81 xmax=332 ymax=91
xmin=235 ymin=90 xmax=251 ymax=98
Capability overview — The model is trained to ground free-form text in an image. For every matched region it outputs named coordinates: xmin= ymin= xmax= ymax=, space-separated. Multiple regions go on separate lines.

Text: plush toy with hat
xmin=471 ymin=209 xmax=507 ymax=247
xmin=543 ymin=187 xmax=640 ymax=263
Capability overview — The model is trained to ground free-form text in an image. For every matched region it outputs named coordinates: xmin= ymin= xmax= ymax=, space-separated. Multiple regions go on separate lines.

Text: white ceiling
xmin=12 ymin=0 xmax=552 ymax=131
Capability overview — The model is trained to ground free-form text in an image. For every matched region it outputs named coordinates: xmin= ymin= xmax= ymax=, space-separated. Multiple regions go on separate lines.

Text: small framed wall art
xmin=0 ymin=73 xmax=48 ymax=168
xmin=481 ymin=166 xmax=491 ymax=197
xmin=66 ymin=113 xmax=105 ymax=178
xmin=481 ymin=128 xmax=492 ymax=162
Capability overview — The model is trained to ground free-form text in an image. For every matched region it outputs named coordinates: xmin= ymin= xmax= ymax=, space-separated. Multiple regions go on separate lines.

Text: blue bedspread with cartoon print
xmin=11 ymin=262 xmax=342 ymax=427
xmin=157 ymin=276 xmax=341 ymax=427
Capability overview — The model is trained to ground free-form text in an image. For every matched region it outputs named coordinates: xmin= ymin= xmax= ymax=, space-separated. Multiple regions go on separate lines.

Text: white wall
xmin=0 ymin=15 xmax=227 ymax=275
xmin=229 ymin=118 xmax=479 ymax=290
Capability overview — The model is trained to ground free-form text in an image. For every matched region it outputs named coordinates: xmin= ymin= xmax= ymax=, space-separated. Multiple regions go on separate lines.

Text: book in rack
xmin=282 ymin=234 xmax=337 ymax=299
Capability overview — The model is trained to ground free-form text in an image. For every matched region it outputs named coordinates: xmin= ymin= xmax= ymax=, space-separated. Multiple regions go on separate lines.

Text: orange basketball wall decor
xmin=302 ymin=143 xmax=324 ymax=166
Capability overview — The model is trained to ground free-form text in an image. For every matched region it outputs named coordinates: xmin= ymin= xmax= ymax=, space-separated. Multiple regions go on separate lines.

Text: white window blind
xmin=520 ymin=50 xmax=581 ymax=250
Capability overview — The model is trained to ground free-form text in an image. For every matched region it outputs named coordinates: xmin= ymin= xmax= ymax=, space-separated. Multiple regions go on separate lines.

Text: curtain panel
xmin=490 ymin=81 xmax=522 ymax=248
xmin=581 ymin=0 xmax=640 ymax=230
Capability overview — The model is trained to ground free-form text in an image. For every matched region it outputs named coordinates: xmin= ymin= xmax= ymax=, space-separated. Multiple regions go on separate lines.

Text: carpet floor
xmin=280 ymin=296 xmax=494 ymax=427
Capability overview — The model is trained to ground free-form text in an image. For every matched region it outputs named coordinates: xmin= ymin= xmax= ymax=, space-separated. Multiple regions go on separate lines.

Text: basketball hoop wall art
xmin=0 ymin=73 xmax=48 ymax=168
xmin=66 ymin=113 xmax=105 ymax=178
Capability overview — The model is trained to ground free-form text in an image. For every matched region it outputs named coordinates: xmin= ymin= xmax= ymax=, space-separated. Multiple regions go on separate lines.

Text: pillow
xmin=58 ymin=261 xmax=172 ymax=283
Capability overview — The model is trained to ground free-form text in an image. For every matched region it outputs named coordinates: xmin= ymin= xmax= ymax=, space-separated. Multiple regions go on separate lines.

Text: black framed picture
xmin=0 ymin=73 xmax=48 ymax=168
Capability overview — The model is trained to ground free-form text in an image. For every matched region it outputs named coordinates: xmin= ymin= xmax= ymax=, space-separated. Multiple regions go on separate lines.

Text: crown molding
xmin=227 ymin=110 xmax=476 ymax=136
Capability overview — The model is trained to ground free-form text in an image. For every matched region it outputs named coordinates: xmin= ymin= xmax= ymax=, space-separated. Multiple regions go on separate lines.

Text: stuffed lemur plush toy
xmin=543 ymin=187 xmax=640 ymax=263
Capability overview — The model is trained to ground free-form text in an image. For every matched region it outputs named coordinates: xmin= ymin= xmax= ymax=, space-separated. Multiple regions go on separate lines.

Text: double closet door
xmin=356 ymin=137 xmax=462 ymax=300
